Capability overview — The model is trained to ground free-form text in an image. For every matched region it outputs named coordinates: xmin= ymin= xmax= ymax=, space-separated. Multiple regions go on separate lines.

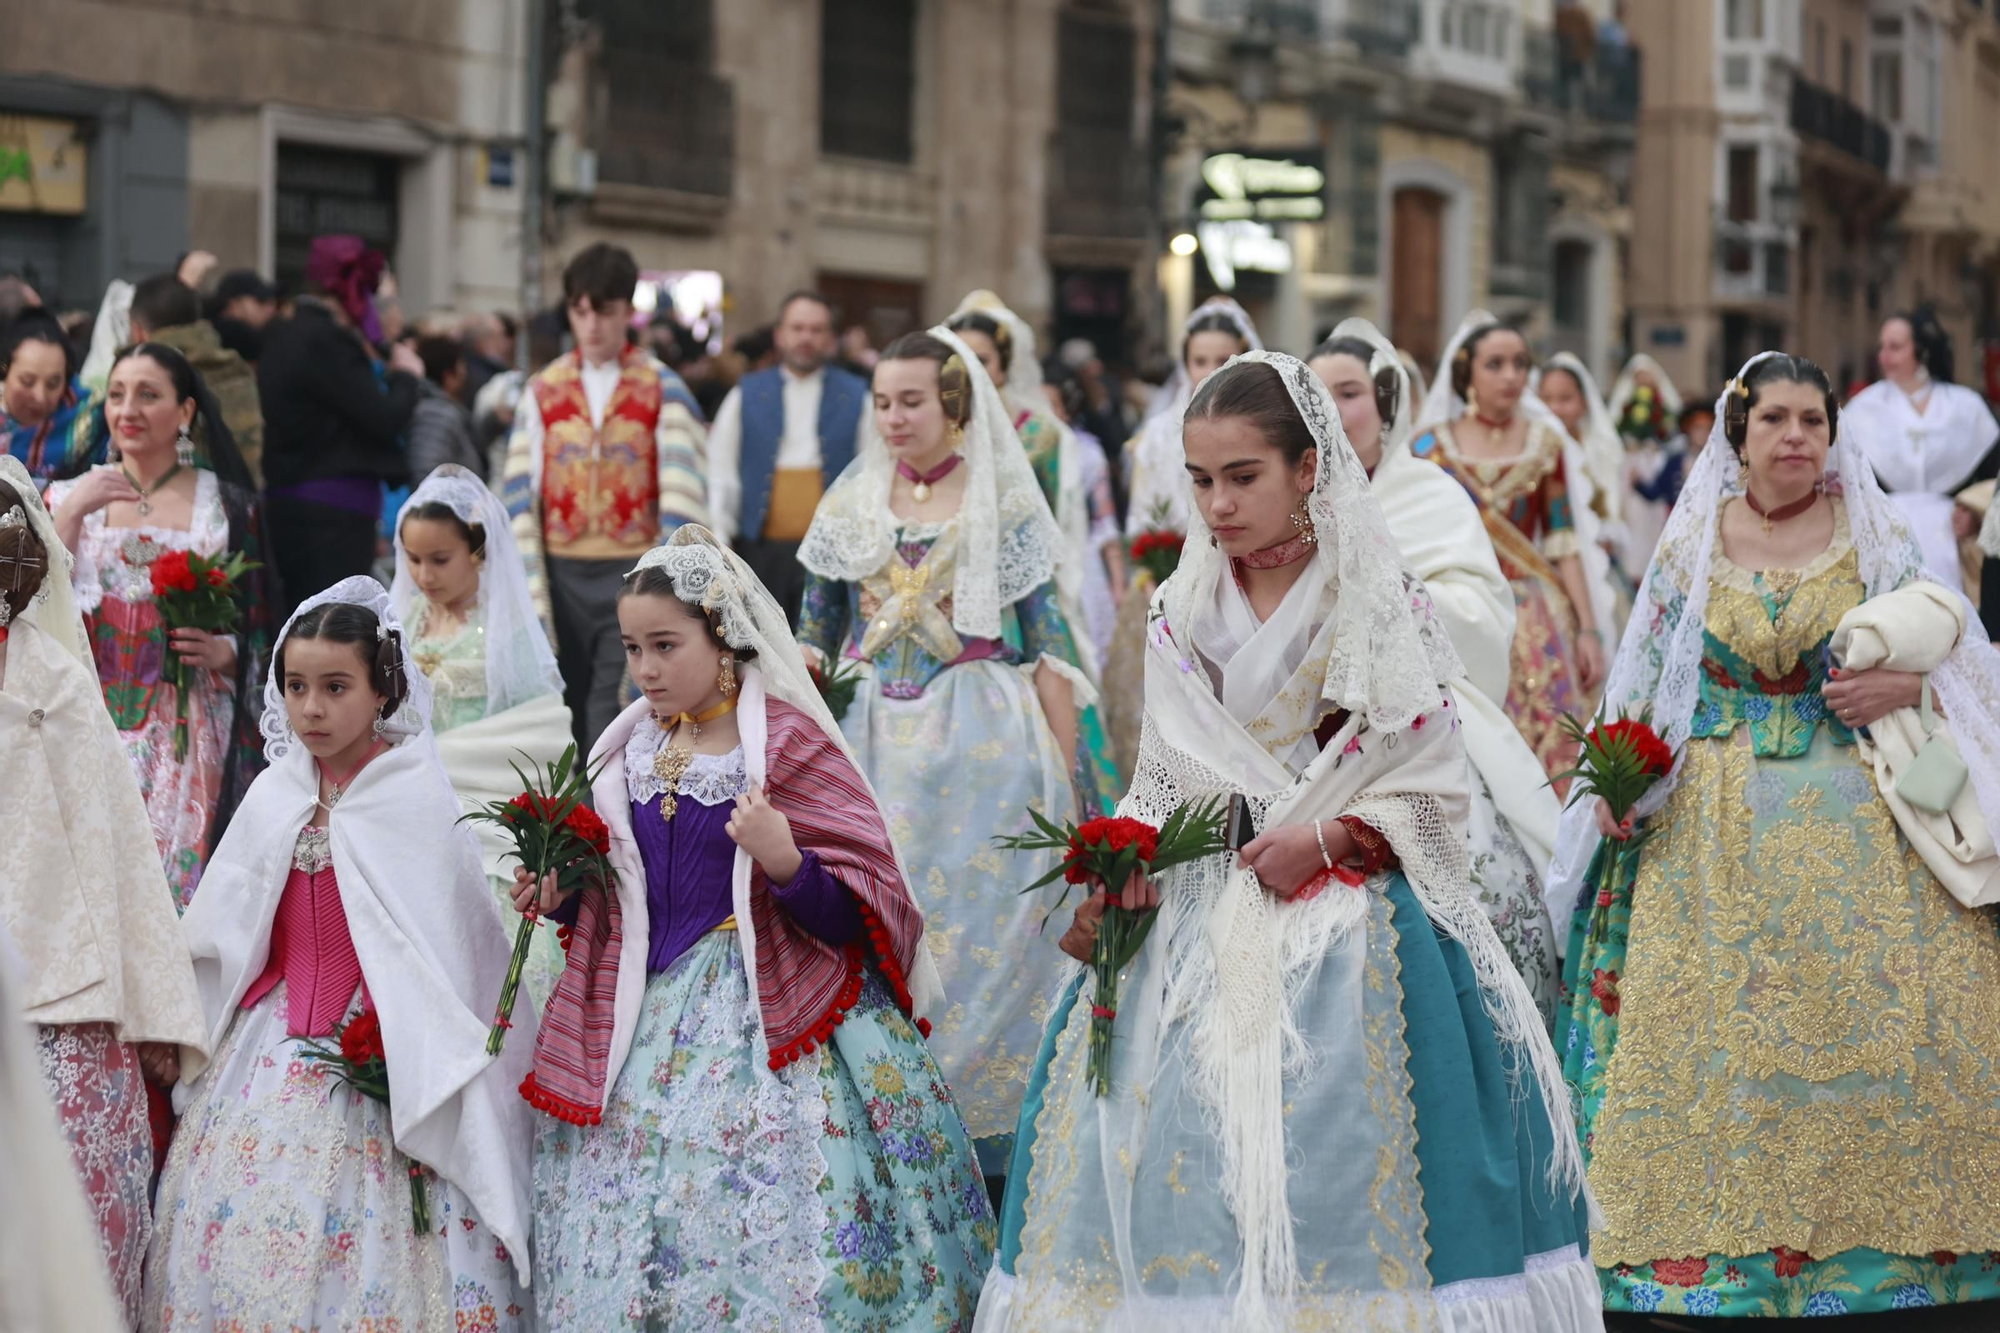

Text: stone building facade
xmin=0 ymin=0 xmax=530 ymax=315
xmin=1628 ymin=0 xmax=2000 ymax=396
xmin=1159 ymin=0 xmax=1638 ymax=379
xmin=542 ymin=0 xmax=1158 ymax=358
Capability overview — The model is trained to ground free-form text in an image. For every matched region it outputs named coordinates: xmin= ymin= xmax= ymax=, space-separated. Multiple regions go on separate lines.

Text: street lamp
xmin=1228 ymin=8 xmax=1279 ymax=110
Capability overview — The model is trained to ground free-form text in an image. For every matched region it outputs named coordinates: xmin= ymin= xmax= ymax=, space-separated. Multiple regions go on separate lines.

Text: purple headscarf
xmin=306 ymin=235 xmax=386 ymax=343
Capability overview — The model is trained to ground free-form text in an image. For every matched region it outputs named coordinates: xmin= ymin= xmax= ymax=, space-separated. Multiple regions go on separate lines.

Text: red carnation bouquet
xmin=459 ymin=745 xmax=612 ymax=1054
xmin=807 ymin=653 xmax=864 ymax=721
xmin=1129 ymin=500 xmax=1185 ymax=586
xmin=1553 ymin=708 xmax=1677 ymax=925
xmin=995 ymin=801 xmax=1227 ymax=1095
xmin=149 ymin=547 xmax=258 ymax=760
xmin=299 ymin=1010 xmax=431 ymax=1232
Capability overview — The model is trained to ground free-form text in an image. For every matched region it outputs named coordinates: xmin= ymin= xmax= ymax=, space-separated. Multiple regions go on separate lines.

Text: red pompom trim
xmin=766 ymin=943 xmax=866 ymax=1071
xmin=518 ymin=1071 xmax=602 ymax=1125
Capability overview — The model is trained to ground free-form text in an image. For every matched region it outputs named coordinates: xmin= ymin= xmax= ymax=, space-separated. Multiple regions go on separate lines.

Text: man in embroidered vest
xmin=502 ymin=243 xmax=710 ymax=749
xmin=705 ymin=290 xmax=867 ymax=624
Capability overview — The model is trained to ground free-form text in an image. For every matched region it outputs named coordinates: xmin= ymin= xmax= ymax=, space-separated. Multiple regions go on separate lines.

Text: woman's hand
xmin=1239 ymin=823 xmax=1346 ymax=900
xmin=510 ymin=866 xmax=569 ymax=916
xmin=137 ymin=1042 xmax=180 ymax=1088
xmin=1953 ymin=505 xmax=1979 ymax=540
xmin=726 ymin=783 xmax=802 ymax=883
xmin=1594 ymin=797 xmax=1635 ymax=842
xmin=1823 ymin=666 xmax=1924 ymax=731
xmin=170 ymin=627 xmax=236 ymax=674
xmin=66 ymin=465 xmax=141 ymax=519
xmin=1576 ymin=630 xmax=1607 ymax=692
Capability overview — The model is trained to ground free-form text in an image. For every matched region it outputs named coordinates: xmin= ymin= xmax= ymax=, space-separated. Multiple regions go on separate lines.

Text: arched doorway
xmin=1390 ymin=186 xmax=1447 ymax=368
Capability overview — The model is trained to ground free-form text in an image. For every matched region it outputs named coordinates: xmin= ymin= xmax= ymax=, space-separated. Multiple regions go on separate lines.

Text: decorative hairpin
xmin=0 ymin=505 xmax=23 ymax=530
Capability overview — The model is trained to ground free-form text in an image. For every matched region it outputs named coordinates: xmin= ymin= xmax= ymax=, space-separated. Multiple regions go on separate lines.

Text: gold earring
xmin=947 ymin=420 xmax=965 ymax=451
xmin=1466 ymin=385 xmax=1481 ymax=416
xmin=717 ymin=655 xmax=737 ymax=697
xmin=1290 ymin=498 xmax=1318 ymax=544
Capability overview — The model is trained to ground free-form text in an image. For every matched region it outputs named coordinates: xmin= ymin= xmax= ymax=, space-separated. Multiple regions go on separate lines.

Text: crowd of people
xmin=4 ymin=229 xmax=2000 ymax=1332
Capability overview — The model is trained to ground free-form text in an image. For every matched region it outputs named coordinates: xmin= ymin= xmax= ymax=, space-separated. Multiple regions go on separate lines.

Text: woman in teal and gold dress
xmin=1551 ymin=353 xmax=2000 ymax=1320
xmin=390 ymin=463 xmax=574 ymax=1006
xmin=799 ymin=327 xmax=1097 ymax=1182
xmin=947 ymin=292 xmax=1121 ymax=810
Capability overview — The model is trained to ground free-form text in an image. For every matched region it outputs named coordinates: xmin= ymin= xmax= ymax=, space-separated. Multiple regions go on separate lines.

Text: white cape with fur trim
xmin=1832 ymin=583 xmax=2000 ymax=906
xmin=176 ymin=736 xmax=537 ymax=1282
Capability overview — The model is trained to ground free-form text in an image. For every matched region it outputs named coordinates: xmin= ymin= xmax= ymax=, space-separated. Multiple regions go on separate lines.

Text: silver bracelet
xmin=1314 ymin=818 xmax=1333 ymax=870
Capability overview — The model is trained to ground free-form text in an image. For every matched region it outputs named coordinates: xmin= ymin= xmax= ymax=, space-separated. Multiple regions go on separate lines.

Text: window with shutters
xmin=584 ymin=0 xmax=734 ymax=199
xmin=821 ymin=0 xmax=918 ymax=163
xmin=1049 ymin=9 xmax=1145 ymax=239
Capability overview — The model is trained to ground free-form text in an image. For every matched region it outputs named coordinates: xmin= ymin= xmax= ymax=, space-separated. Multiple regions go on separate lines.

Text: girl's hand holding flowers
xmin=727 ymin=783 xmax=801 ymax=883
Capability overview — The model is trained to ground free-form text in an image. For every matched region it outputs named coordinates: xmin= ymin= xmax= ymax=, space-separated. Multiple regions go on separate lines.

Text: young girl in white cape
xmin=144 ymin=577 xmax=535 ymax=1331
xmin=392 ymin=463 xmax=574 ymax=1003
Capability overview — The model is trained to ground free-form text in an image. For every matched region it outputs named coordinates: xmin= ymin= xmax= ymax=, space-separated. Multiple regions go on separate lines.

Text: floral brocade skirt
xmin=1561 ymin=728 xmax=2000 ymax=1317
xmin=531 ymin=932 xmax=995 ymax=1330
xmin=1504 ymin=569 xmax=1585 ymax=794
xmin=838 ymin=657 xmax=1077 ymax=1148
xmin=143 ymin=983 xmax=526 ymax=1331
xmin=37 ymin=1023 xmax=153 ymax=1325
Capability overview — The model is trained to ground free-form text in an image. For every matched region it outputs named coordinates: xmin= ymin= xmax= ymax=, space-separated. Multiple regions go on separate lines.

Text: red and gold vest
xmin=533 ymin=348 xmax=663 ymax=560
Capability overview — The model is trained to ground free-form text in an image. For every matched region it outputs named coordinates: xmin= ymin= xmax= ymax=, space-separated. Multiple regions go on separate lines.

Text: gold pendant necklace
xmin=649 ymin=696 xmax=740 ymax=823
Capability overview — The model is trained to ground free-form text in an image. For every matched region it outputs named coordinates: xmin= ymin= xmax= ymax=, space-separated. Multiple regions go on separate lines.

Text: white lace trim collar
xmin=624 ymin=713 xmax=748 ymax=808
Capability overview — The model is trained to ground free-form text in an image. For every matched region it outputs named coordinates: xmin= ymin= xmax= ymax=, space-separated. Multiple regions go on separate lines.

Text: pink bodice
xmin=241 ymin=825 xmax=367 ymax=1036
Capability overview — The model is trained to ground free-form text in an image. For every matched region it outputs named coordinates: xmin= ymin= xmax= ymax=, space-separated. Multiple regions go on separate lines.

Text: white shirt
xmin=580 ymin=356 xmax=623 ymax=429
xmin=707 ymin=365 xmax=868 ymax=543
xmin=1846 ymin=377 xmax=1999 ymax=587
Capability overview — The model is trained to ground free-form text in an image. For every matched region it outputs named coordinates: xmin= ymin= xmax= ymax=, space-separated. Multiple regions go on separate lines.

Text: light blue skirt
xmin=532 ymin=930 xmax=996 ymax=1329
xmin=986 ymin=875 xmax=1600 ymax=1331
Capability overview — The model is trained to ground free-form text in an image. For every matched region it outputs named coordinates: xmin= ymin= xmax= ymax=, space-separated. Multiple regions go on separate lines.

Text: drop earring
xmin=1290 ymin=497 xmax=1318 ymax=544
xmin=176 ymin=422 xmax=196 ymax=467
xmin=717 ymin=654 xmax=737 ymax=697
xmin=371 ymin=714 xmax=387 ymax=739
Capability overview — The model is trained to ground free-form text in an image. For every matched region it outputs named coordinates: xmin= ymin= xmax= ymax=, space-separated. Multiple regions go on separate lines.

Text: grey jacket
xmin=408 ymin=379 xmax=486 ymax=484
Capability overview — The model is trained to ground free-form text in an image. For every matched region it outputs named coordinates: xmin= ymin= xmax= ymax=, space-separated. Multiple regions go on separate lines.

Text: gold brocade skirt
xmin=1585 ymin=728 xmax=2000 ymax=1267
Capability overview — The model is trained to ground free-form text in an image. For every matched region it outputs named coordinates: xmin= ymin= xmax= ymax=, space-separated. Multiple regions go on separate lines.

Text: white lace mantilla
xmin=624 ymin=716 xmax=748 ymax=808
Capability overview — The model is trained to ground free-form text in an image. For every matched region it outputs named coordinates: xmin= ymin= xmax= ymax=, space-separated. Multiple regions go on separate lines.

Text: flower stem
xmin=409 ymin=1164 xmax=430 ymax=1233
xmin=486 ymin=899 xmax=539 ymax=1056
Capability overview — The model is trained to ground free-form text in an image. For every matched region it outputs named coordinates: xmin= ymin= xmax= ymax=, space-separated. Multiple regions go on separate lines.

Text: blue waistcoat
xmin=737 ymin=365 xmax=866 ymax=540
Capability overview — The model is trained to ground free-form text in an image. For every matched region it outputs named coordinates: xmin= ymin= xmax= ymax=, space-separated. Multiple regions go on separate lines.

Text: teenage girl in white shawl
xmin=0 ymin=459 xmax=208 ymax=1323
xmin=145 ymin=577 xmax=535 ymax=1331
xmin=1311 ymin=323 xmax=1564 ymax=1018
xmin=1537 ymin=351 xmax=1636 ymax=634
xmin=981 ymin=352 xmax=1600 ymax=1333
xmin=392 ymin=463 xmax=574 ymax=1002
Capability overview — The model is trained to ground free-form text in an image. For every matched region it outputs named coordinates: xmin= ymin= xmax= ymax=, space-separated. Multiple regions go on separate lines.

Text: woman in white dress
xmin=1312 ymin=323 xmax=1564 ymax=1017
xmin=1123 ymin=298 xmax=1263 ymax=539
xmin=1536 ymin=351 xmax=1634 ymax=637
xmin=1843 ymin=308 xmax=2000 ymax=591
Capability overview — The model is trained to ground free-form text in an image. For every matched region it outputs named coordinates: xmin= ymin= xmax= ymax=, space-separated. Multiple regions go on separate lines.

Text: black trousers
xmin=1983 ymin=554 xmax=2000 ymax=642
xmin=265 ymin=495 xmax=380 ymax=621
xmin=733 ymin=536 xmax=808 ymax=629
xmin=547 ymin=555 xmax=631 ymax=754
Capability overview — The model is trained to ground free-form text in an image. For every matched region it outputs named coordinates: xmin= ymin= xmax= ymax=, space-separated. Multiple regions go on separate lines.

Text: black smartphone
xmin=1225 ymin=793 xmax=1258 ymax=850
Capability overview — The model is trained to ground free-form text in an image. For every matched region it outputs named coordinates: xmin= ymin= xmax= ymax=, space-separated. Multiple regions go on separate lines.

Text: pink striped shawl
xmin=522 ymin=698 xmax=928 ymax=1124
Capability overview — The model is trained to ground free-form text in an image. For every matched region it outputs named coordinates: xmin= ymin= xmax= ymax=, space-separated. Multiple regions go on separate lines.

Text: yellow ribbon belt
xmin=858 ymin=545 xmax=964 ymax=663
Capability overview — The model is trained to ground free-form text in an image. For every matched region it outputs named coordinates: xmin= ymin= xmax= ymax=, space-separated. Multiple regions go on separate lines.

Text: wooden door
xmin=1390 ymin=187 xmax=1446 ymax=370
xmin=816 ymin=272 xmax=925 ymax=353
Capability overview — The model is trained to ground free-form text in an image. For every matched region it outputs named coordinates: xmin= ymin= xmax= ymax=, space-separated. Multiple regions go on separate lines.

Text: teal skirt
xmin=532 ymin=931 xmax=996 ymax=1329
xmin=989 ymin=875 xmax=1599 ymax=1329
